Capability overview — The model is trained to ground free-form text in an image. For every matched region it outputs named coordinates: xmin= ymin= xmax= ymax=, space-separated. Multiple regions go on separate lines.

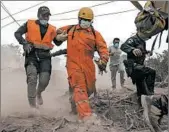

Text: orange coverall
xmin=58 ymin=25 xmax=109 ymax=119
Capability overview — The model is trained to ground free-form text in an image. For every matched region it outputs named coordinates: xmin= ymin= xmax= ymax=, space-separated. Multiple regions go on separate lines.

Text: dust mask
xmin=114 ymin=43 xmax=119 ymax=49
xmin=80 ymin=20 xmax=92 ymax=29
xmin=39 ymin=20 xmax=48 ymax=26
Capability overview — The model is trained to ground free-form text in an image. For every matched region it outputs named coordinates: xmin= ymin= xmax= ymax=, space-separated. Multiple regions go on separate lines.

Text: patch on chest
xmin=127 ymin=39 xmax=134 ymax=44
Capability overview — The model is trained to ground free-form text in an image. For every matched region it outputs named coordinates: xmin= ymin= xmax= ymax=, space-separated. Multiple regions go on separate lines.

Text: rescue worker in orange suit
xmin=56 ymin=7 xmax=109 ymax=121
xmin=14 ymin=6 xmax=66 ymax=110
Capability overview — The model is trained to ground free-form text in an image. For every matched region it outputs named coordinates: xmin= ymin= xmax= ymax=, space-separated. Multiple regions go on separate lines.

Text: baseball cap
xmin=38 ymin=6 xmax=51 ymax=16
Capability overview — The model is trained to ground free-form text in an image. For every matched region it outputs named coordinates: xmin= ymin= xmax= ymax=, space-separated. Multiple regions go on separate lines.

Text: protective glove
xmin=56 ymin=30 xmax=68 ymax=42
xmin=22 ymin=42 xmax=33 ymax=55
xmin=132 ymin=48 xmax=142 ymax=57
xmin=98 ymin=61 xmax=107 ymax=75
xmin=94 ymin=57 xmax=107 ymax=75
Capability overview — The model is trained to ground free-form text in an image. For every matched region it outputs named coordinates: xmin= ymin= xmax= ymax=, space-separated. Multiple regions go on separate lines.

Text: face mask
xmin=80 ymin=19 xmax=92 ymax=29
xmin=113 ymin=43 xmax=119 ymax=48
xmin=39 ymin=19 xmax=48 ymax=26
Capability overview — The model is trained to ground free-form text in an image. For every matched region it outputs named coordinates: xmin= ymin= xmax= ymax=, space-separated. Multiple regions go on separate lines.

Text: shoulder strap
xmin=91 ymin=25 xmax=96 ymax=39
xmin=72 ymin=25 xmax=77 ymax=39
xmin=68 ymin=25 xmax=96 ymax=40
xmin=66 ymin=25 xmax=77 ymax=39
xmin=150 ymin=31 xmax=164 ymax=54
xmin=166 ymin=33 xmax=168 ymax=43
xmin=67 ymin=25 xmax=75 ymax=34
xmin=90 ymin=25 xmax=97 ymax=51
xmin=158 ymin=31 xmax=163 ymax=48
xmin=151 ymin=34 xmax=159 ymax=54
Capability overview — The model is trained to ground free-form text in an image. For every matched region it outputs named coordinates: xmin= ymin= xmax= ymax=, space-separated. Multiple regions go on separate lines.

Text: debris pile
xmin=91 ymin=89 xmax=168 ymax=132
xmin=0 ymin=88 xmax=168 ymax=132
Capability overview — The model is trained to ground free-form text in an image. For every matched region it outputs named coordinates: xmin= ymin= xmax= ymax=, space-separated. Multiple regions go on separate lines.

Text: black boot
xmin=69 ymin=97 xmax=77 ymax=115
xmin=137 ymin=96 xmax=142 ymax=110
xmin=69 ymin=85 xmax=77 ymax=115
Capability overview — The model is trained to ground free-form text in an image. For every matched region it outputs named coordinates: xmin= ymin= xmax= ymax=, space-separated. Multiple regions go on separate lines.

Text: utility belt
xmin=23 ymin=45 xmax=51 ymax=61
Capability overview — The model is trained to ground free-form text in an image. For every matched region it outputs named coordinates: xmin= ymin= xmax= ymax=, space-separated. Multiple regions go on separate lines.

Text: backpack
xmin=135 ymin=1 xmax=166 ymax=39
xmin=134 ymin=1 xmax=166 ymax=53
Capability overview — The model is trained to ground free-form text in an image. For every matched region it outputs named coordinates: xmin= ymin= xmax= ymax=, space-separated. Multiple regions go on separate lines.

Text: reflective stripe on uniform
xmin=76 ymin=99 xmax=89 ymax=106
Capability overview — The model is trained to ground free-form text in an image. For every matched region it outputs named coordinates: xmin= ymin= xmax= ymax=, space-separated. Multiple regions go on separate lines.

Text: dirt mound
xmin=0 ymin=114 xmax=124 ymax=132
xmin=90 ymin=88 xmax=168 ymax=132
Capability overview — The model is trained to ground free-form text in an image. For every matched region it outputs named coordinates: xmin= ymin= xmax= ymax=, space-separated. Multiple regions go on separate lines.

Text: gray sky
xmin=1 ymin=1 xmax=168 ymax=55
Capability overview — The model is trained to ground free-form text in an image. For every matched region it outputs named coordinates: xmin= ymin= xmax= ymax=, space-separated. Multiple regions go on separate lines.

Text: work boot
xmin=70 ymin=99 xmax=77 ymax=115
xmin=69 ymin=89 xmax=77 ymax=115
xmin=36 ymin=92 xmax=43 ymax=105
xmin=83 ymin=113 xmax=101 ymax=125
xmin=141 ymin=95 xmax=163 ymax=132
xmin=121 ymin=83 xmax=126 ymax=89
xmin=112 ymin=86 xmax=116 ymax=90
xmin=29 ymin=106 xmax=40 ymax=117
xmin=121 ymin=79 xmax=126 ymax=88
xmin=28 ymin=97 xmax=36 ymax=108
xmin=137 ymin=96 xmax=142 ymax=110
